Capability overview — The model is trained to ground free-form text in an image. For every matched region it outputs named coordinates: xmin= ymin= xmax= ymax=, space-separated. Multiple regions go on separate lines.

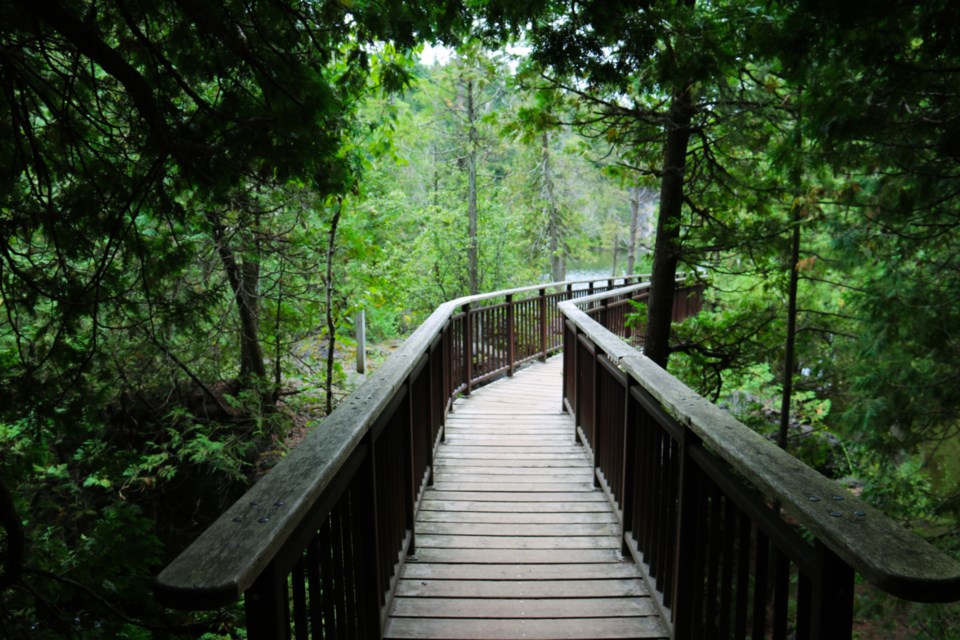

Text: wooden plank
xmin=438 ymin=445 xmax=584 ymax=453
xmin=433 ymin=458 xmax=590 ymax=468
xmin=401 ymin=562 xmax=642 ymax=581
xmin=417 ymin=510 xmax=616 ymax=524
xmin=430 ymin=482 xmax=594 ymax=492
xmin=414 ymin=534 xmax=620 ymax=550
xmin=410 ymin=547 xmax=623 ymax=564
xmin=389 ymin=596 xmax=657 ymax=619
xmin=423 ymin=491 xmax=604 ymax=502
xmin=443 ymin=431 xmax=574 ymax=437
xmin=433 ymin=473 xmax=593 ymax=483
xmin=416 ymin=522 xmax=619 ymax=537
xmin=433 ymin=465 xmax=590 ymax=475
xmin=437 ymin=451 xmax=587 ymax=460
xmin=443 ymin=435 xmax=575 ymax=443
xmin=395 ymin=578 xmax=645 ymax=598
xmin=419 ymin=500 xmax=610 ymax=513
xmin=383 ymin=616 xmax=668 ymax=639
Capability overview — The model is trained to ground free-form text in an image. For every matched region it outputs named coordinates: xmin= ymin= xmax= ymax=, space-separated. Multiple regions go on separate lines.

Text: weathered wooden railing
xmin=154 ymin=275 xmax=657 ymax=638
xmin=562 ymin=286 xmax=960 ymax=640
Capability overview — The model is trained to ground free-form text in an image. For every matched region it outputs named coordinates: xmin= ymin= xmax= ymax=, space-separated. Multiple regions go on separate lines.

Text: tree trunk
xmin=779 ymin=213 xmax=801 ymax=450
xmin=542 ymin=131 xmax=565 ymax=282
xmin=325 ymin=199 xmax=343 ymax=416
xmin=0 ymin=476 xmax=24 ymax=591
xmin=466 ymin=77 xmax=479 ymax=295
xmin=211 ymin=217 xmax=267 ymax=383
xmin=627 ymin=186 xmax=640 ymax=275
xmin=611 ymin=231 xmax=619 ymax=276
xmin=643 ymin=87 xmax=694 ymax=368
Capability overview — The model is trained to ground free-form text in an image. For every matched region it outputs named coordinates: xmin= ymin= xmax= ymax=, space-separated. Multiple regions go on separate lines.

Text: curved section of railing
xmin=560 ymin=287 xmax=960 ymax=640
xmin=154 ymin=275 xmax=651 ymax=639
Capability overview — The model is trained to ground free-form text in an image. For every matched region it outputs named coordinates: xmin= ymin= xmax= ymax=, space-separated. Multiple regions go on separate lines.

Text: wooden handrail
xmin=154 ymin=274 xmax=649 ymax=619
xmin=560 ymin=287 xmax=960 ymax=607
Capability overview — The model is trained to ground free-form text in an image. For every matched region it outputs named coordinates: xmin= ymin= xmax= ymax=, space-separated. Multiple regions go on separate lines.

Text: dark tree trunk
xmin=779 ymin=214 xmax=801 ymax=450
xmin=643 ymin=87 xmax=694 ymax=368
xmin=324 ymin=199 xmax=343 ymax=416
xmin=211 ymin=217 xmax=267 ymax=383
xmin=0 ymin=477 xmax=24 ymax=591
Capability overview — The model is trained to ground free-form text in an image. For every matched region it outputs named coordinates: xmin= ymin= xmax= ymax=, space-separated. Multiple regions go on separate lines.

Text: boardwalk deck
xmin=384 ymin=357 xmax=668 ymax=640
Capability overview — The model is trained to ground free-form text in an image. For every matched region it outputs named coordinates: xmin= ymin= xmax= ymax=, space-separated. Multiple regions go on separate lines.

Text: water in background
xmin=564 ymin=250 xmax=650 ymax=283
xmin=565 ymin=252 xmax=617 ymax=282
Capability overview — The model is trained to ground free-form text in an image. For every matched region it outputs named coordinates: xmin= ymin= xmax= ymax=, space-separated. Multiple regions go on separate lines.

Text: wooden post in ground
xmin=356 ymin=308 xmax=366 ymax=375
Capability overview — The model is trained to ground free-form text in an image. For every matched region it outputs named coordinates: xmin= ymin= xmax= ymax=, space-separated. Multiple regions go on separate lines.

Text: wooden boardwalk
xmin=384 ymin=357 xmax=668 ymax=640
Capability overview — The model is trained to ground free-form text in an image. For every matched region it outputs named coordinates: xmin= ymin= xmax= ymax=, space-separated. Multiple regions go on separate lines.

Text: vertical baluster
xmin=539 ymin=287 xmax=548 ymax=361
xmin=661 ymin=436 xmax=679 ymax=606
xmin=340 ymin=494 xmax=358 ymax=640
xmin=245 ymin=560 xmax=289 ymax=640
xmin=331 ymin=505 xmax=348 ymax=639
xmin=719 ymin=498 xmax=737 ymax=638
xmin=705 ymin=484 xmax=722 ymax=640
xmin=772 ymin=550 xmax=790 ymax=640
xmin=797 ymin=570 xmax=811 ymax=640
xmin=651 ymin=415 xmax=665 ymax=572
xmin=404 ymin=382 xmax=416 ymax=557
xmin=356 ymin=441 xmax=383 ymax=640
xmin=591 ymin=346 xmax=603 ymax=488
xmin=320 ymin=517 xmax=336 ymax=638
xmin=621 ymin=382 xmax=637 ymax=558
xmin=306 ymin=536 xmax=323 ymax=638
xmin=690 ymin=465 xmax=711 ymax=639
xmin=808 ymin=541 xmax=854 ymax=640
xmin=637 ymin=406 xmax=654 ymax=557
xmin=291 ymin=557 xmax=308 ymax=639
xmin=734 ymin=511 xmax=752 ymax=638
xmin=671 ymin=428 xmax=702 ymax=640
xmin=752 ymin=528 xmax=769 ymax=640
xmin=425 ymin=346 xmax=436 ymax=487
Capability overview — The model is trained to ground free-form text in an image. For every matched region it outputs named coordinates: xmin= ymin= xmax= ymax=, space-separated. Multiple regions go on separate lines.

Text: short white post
xmin=355 ymin=308 xmax=366 ymax=375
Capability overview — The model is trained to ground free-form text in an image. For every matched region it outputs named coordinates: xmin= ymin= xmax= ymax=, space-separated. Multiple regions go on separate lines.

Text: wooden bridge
xmin=385 ymin=357 xmax=666 ymax=639
xmin=156 ymin=277 xmax=960 ymax=639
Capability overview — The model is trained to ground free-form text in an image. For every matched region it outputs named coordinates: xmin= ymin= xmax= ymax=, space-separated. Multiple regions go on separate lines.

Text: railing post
xmin=809 ymin=541 xmax=855 ymax=640
xmin=671 ymin=428 xmax=703 ymax=640
xmin=620 ymin=378 xmax=636 ymax=559
xmin=463 ymin=302 xmax=473 ymax=396
xmin=244 ymin=560 xmax=289 ymax=640
xmin=573 ymin=329 xmax=583 ymax=445
xmin=506 ymin=293 xmax=516 ymax=376
xmin=538 ymin=288 xmax=547 ymax=362
xmin=442 ymin=319 xmax=452 ymax=427
xmin=427 ymin=344 xmax=436 ymax=485
xmin=591 ymin=346 xmax=603 ymax=488
xmin=566 ymin=282 xmax=573 ymax=301
xmin=404 ymin=377 xmax=417 ymax=557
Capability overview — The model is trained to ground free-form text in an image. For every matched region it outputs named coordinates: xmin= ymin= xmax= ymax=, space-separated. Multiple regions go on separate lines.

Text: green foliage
xmin=3 ymin=0 xmax=960 ymax=635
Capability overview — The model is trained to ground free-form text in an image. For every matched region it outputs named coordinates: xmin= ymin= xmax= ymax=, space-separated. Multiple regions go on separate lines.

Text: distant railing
xmin=154 ymin=275 xmax=655 ymax=639
xmin=561 ymin=287 xmax=960 ymax=640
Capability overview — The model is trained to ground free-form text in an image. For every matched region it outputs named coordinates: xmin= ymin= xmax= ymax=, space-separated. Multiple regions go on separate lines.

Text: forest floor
xmin=279 ymin=336 xmax=405 ymax=453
